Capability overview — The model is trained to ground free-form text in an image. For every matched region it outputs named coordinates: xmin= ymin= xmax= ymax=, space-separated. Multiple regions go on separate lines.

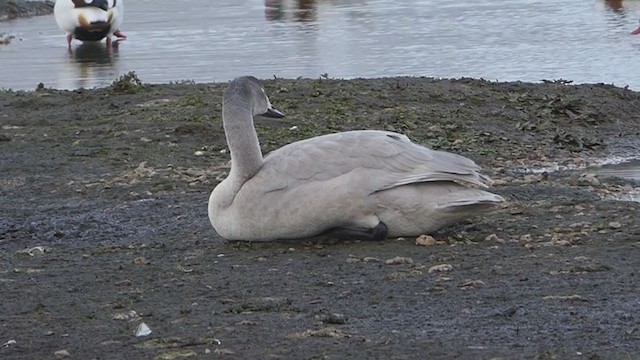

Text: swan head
xmin=224 ymin=76 xmax=285 ymax=118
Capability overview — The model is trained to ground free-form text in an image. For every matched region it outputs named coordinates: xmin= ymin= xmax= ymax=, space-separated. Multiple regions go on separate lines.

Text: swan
xmin=54 ymin=0 xmax=126 ymax=48
xmin=208 ymin=76 xmax=505 ymax=241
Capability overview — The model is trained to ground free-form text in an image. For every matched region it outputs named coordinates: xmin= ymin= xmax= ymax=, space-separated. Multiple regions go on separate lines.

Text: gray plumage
xmin=208 ymin=76 xmax=505 ymax=241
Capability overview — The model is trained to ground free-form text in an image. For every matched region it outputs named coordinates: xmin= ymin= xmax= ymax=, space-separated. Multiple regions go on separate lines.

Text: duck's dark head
xmin=72 ymin=0 xmax=110 ymax=11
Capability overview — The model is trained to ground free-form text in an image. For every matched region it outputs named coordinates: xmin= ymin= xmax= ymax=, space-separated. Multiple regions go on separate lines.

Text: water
xmin=589 ymin=159 xmax=640 ymax=181
xmin=1 ymin=0 xmax=639 ymax=180
xmin=2 ymin=0 xmax=640 ymax=90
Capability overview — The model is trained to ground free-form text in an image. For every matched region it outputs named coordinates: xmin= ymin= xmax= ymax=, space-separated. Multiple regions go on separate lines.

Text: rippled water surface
xmin=2 ymin=0 xmax=640 ymax=90
xmin=589 ymin=159 xmax=640 ymax=181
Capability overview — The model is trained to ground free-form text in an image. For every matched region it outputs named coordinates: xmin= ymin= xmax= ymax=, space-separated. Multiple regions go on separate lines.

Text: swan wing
xmin=255 ymin=130 xmax=491 ymax=194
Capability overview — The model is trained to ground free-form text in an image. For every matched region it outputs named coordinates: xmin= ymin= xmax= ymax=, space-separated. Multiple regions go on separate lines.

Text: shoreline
xmin=0 ymin=0 xmax=53 ymax=21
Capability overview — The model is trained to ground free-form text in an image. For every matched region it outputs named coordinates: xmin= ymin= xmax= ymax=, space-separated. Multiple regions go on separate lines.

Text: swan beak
xmin=632 ymin=27 xmax=640 ymax=35
xmin=263 ymin=107 xmax=285 ymax=118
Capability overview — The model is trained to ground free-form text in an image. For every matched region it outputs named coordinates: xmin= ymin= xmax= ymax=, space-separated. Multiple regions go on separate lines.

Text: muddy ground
xmin=0 ymin=0 xmax=53 ymax=22
xmin=0 ymin=74 xmax=639 ymax=359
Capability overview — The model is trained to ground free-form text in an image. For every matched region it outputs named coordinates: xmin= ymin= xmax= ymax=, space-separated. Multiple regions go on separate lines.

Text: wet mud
xmin=1 ymin=75 xmax=639 ymax=359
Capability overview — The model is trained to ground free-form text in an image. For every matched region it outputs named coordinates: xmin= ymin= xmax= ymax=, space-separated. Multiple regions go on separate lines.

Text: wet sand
xmin=0 ymin=75 xmax=639 ymax=359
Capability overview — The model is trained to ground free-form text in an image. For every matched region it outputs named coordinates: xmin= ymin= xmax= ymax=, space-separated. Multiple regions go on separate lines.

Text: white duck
xmin=208 ymin=76 xmax=505 ymax=241
xmin=54 ymin=0 xmax=126 ymax=48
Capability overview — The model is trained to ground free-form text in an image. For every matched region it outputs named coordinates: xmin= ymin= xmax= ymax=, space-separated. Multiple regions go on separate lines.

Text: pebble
xmin=113 ymin=310 xmax=139 ymax=321
xmin=519 ymin=234 xmax=532 ymax=242
xmin=461 ymin=280 xmax=485 ymax=289
xmin=135 ymin=322 xmax=152 ymax=337
xmin=484 ymin=233 xmax=504 ymax=243
xmin=415 ymin=234 xmax=437 ymax=246
xmin=214 ymin=348 xmax=235 ymax=356
xmin=15 ymin=246 xmax=47 ymax=256
xmin=54 ymin=350 xmax=71 ymax=358
xmin=315 ymin=313 xmax=347 ymax=324
xmin=132 ymin=257 xmax=150 ymax=265
xmin=608 ymin=221 xmax=621 ymax=229
xmin=428 ymin=264 xmax=453 ymax=273
xmin=384 ymin=256 xmax=414 ymax=265
xmin=577 ymin=173 xmax=600 ymax=186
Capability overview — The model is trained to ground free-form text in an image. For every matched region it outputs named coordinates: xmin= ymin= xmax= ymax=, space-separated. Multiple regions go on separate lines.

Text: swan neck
xmin=223 ymin=103 xmax=264 ymax=181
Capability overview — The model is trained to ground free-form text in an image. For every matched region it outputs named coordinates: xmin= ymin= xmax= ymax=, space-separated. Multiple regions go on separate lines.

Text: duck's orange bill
xmin=632 ymin=27 xmax=640 ymax=35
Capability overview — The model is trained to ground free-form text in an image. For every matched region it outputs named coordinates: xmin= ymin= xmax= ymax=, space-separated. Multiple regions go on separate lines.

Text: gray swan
xmin=208 ymin=76 xmax=505 ymax=241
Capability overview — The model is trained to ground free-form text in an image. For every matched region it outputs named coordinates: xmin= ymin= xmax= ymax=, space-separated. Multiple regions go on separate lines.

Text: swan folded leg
xmin=319 ymin=221 xmax=388 ymax=241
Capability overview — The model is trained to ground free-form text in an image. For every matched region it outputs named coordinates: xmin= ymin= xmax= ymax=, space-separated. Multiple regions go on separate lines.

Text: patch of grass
xmin=169 ymin=79 xmax=196 ymax=86
xmin=110 ymin=71 xmax=144 ymax=94
xmin=181 ymin=92 xmax=204 ymax=106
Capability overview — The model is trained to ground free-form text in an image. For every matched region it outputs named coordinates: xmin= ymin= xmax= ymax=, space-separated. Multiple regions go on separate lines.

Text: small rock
xmin=140 ymin=137 xmax=152 ymax=143
xmin=113 ymin=310 xmax=138 ymax=321
xmin=409 ymin=269 xmax=423 ymax=277
xmin=577 ymin=173 xmax=600 ymax=186
xmin=554 ymin=240 xmax=572 ymax=247
xmin=415 ymin=234 xmax=437 ymax=246
xmin=484 ymin=233 xmax=503 ymax=243
xmin=54 ymin=350 xmax=71 ymax=358
xmin=427 ymin=125 xmax=443 ymax=133
xmin=428 ymin=264 xmax=453 ymax=273
xmin=387 ymin=271 xmax=407 ymax=280
xmin=194 ymin=150 xmax=206 ymax=156
xmin=608 ymin=221 xmax=621 ymax=229
xmin=315 ymin=313 xmax=347 ymax=324
xmin=519 ymin=234 xmax=532 ymax=242
xmin=362 ymin=257 xmax=380 ymax=263
xmin=460 ymin=279 xmax=485 ymax=289
xmin=135 ymin=322 xmax=152 ymax=337
xmin=492 ymin=179 xmax=509 ymax=186
xmin=133 ymin=257 xmax=150 ymax=265
xmin=15 ymin=246 xmax=47 ymax=256
xmin=384 ymin=256 xmax=414 ymax=265
xmin=214 ymin=348 xmax=235 ymax=356
xmin=3 ymin=340 xmax=16 ymax=347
